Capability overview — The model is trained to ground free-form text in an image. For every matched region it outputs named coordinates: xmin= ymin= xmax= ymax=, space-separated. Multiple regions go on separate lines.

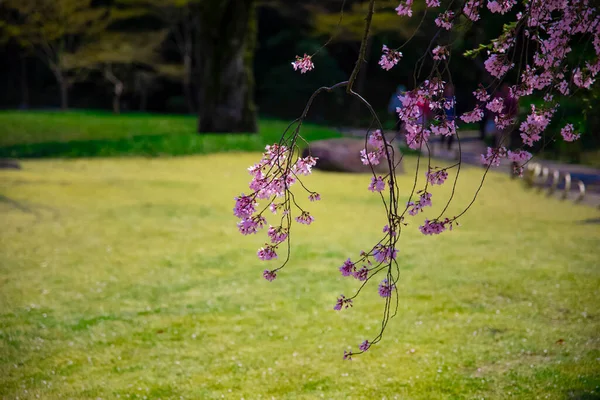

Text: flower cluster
xmin=426 ymin=168 xmax=449 ymax=185
xmin=463 ymin=0 xmax=482 ymax=21
xmin=234 ymin=144 xmax=321 ymax=278
xmin=378 ymin=279 xmax=395 ymax=298
xmin=407 ymin=191 xmax=432 ymax=216
xmin=432 ymin=45 xmax=449 ymax=61
xmin=487 ymin=0 xmax=516 ymax=14
xmin=379 ymin=45 xmax=403 ymax=70
xmin=369 ymin=176 xmax=386 ymax=192
xmin=484 ymin=54 xmax=514 ymax=78
xmin=481 ymin=146 xmax=508 ymax=167
xmin=291 ymin=54 xmax=314 ymax=74
xmin=435 ymin=10 xmax=454 ymax=30
xmin=519 ymin=105 xmax=555 ymax=147
xmin=419 ymin=218 xmax=457 ymax=235
xmin=460 ymin=107 xmax=484 ymax=123
xmin=395 ymin=0 xmax=413 ymax=17
xmin=334 ymin=295 xmax=353 ymax=311
xmin=360 ymin=130 xmax=387 ymax=166
xmin=373 ymin=244 xmax=398 ymax=264
xmin=560 ymin=124 xmax=581 ymax=142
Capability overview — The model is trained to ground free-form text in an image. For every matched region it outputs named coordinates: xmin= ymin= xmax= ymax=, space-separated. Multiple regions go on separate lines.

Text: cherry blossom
xmin=395 ymin=0 xmax=413 ymax=17
xmin=263 ymin=270 xmax=277 ymax=282
xmin=432 ymin=45 xmax=449 ymax=60
xmin=426 ymin=168 xmax=448 ymax=185
xmin=460 ymin=107 xmax=484 ymax=123
xmin=334 ymin=295 xmax=353 ymax=311
xmin=339 ymin=258 xmax=355 ymax=277
xmin=435 ymin=10 xmax=454 ymax=30
xmin=257 ymin=245 xmax=278 ymax=261
xmin=359 ymin=340 xmax=371 ymax=352
xmin=561 ymin=124 xmax=581 ymax=142
xmin=379 ymin=45 xmax=403 ymax=70
xmin=369 ymin=176 xmax=386 ymax=192
xmin=378 ymin=279 xmax=395 ymax=298
xmin=291 ymin=54 xmax=314 ymax=73
xmin=481 ymin=146 xmax=507 ymax=167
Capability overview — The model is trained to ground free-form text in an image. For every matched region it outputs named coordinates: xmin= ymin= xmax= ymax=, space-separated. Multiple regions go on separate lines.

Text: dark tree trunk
xmin=113 ymin=83 xmax=123 ymax=114
xmin=140 ymin=88 xmax=148 ymax=112
xmin=59 ymin=78 xmax=69 ymax=111
xmin=20 ymin=56 xmax=29 ymax=109
xmin=195 ymin=0 xmax=257 ymax=133
xmin=183 ymin=51 xmax=195 ymax=114
xmin=52 ymin=67 xmax=69 ymax=111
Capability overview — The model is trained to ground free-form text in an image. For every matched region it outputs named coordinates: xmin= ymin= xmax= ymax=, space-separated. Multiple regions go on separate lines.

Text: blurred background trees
xmin=0 ymin=0 xmax=598 ymax=159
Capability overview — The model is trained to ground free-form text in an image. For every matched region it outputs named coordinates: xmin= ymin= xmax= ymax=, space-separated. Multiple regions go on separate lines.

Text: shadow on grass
xmin=0 ymin=132 xmax=312 ymax=158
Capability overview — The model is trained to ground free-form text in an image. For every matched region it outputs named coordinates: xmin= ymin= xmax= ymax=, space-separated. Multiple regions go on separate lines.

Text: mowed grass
xmin=0 ymin=154 xmax=599 ymax=399
xmin=0 ymin=111 xmax=340 ymax=158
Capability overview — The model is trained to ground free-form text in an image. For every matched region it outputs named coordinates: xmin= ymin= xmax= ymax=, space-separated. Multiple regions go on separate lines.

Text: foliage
xmin=1 ymin=155 xmax=599 ymax=398
xmin=0 ymin=0 xmax=112 ymax=108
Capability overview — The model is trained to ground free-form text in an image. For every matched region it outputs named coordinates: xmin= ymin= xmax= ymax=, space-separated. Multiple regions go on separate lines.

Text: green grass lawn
xmin=1 ymin=154 xmax=599 ymax=399
xmin=0 ymin=111 xmax=340 ymax=158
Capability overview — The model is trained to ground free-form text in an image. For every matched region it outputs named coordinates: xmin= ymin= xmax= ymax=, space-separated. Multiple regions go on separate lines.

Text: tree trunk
xmin=20 ymin=56 xmax=29 ymax=109
xmin=140 ymin=88 xmax=148 ymax=112
xmin=113 ymin=82 xmax=123 ymax=114
xmin=55 ymin=72 xmax=69 ymax=111
xmin=183 ymin=51 xmax=195 ymax=114
xmin=195 ymin=0 xmax=257 ymax=133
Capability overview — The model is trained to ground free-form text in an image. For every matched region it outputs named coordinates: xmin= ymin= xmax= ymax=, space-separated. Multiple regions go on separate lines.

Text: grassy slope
xmin=0 ymin=111 xmax=340 ymax=158
xmin=0 ymin=154 xmax=599 ymax=399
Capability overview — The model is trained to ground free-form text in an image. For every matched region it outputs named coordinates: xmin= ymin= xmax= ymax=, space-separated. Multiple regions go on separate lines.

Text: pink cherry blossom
xmin=486 ymin=97 xmax=505 ymax=113
xmin=481 ymin=146 xmax=507 ymax=167
xmin=419 ymin=218 xmax=456 ymax=235
xmin=308 ymin=193 xmax=321 ymax=202
xmin=432 ymin=45 xmax=449 ymax=61
xmin=379 ymin=45 xmax=403 ymax=70
xmin=474 ymin=87 xmax=490 ymax=102
xmin=257 ymin=245 xmax=278 ymax=261
xmin=395 ymin=0 xmax=413 ymax=17
xmin=487 ymin=0 xmax=516 ymax=14
xmin=373 ymin=244 xmax=398 ymax=264
xmin=238 ymin=215 xmax=266 ymax=235
xmin=359 ymin=340 xmax=371 ymax=351
xmin=484 ymin=54 xmax=514 ymax=78
xmin=368 ymin=130 xmax=385 ymax=149
xmin=426 ymin=169 xmax=449 ymax=185
xmin=263 ymin=270 xmax=277 ymax=282
xmin=460 ymin=107 xmax=484 ymax=123
xmin=507 ymin=150 xmax=532 ymax=163
xmin=405 ymin=123 xmax=431 ymax=150
xmin=561 ymin=124 xmax=581 ymax=142
xmin=291 ymin=54 xmax=314 ymax=74
xmin=339 ymin=258 xmax=355 ymax=277
xmin=369 ymin=176 xmax=386 ymax=192
xmin=435 ymin=10 xmax=454 ymax=30
xmin=463 ymin=0 xmax=482 ymax=21
xmin=233 ymin=194 xmax=257 ymax=219
xmin=363 ymin=146 xmax=384 ymax=165
xmin=293 ymin=156 xmax=318 ymax=176
xmin=268 ymin=226 xmax=288 ymax=244
xmin=519 ymin=105 xmax=555 ymax=147
xmin=353 ymin=266 xmax=369 ymax=281
xmin=378 ymin=279 xmax=395 ymax=298
xmin=334 ymin=295 xmax=353 ymax=311
xmin=295 ymin=211 xmax=315 ymax=225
